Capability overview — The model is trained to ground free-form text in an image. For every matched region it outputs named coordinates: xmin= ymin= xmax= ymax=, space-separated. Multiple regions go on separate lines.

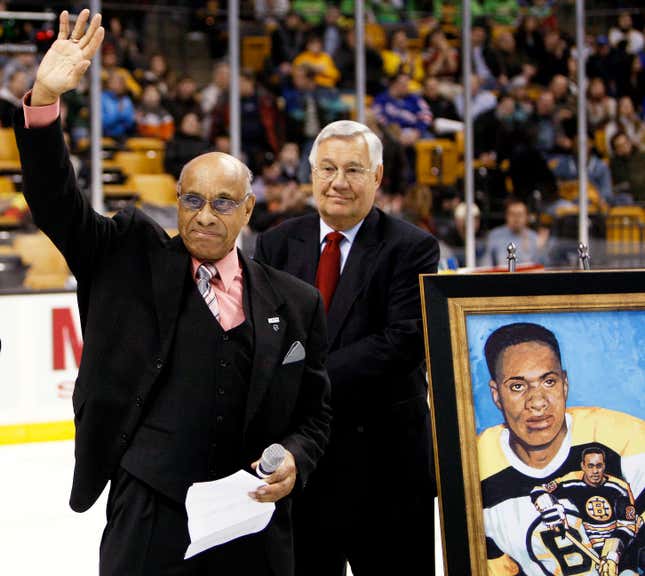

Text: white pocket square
xmin=282 ymin=341 xmax=305 ymax=365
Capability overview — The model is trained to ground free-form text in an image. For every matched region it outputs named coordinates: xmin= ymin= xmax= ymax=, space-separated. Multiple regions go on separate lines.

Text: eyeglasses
xmin=178 ymin=192 xmax=252 ymax=215
xmin=313 ymin=164 xmax=372 ymax=184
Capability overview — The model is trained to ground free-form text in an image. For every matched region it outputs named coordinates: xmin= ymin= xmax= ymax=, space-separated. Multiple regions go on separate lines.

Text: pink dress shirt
xmin=23 ymin=91 xmax=246 ymax=331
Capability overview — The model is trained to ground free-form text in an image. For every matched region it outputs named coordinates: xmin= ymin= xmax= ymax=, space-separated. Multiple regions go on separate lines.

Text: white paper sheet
xmin=184 ymin=470 xmax=276 ymax=559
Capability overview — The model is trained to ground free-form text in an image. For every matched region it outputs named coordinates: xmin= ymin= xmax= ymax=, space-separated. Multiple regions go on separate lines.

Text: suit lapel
xmin=286 ymin=215 xmax=319 ymax=285
xmin=240 ymin=252 xmax=287 ymax=432
xmin=327 ymin=209 xmax=384 ymax=347
xmin=149 ymin=235 xmax=190 ymax=357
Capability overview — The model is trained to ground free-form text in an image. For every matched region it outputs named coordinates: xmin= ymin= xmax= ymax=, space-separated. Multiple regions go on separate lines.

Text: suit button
xmin=217 ymin=387 xmax=225 ymax=395
xmin=155 ymin=359 xmax=163 ymax=370
xmin=135 ymin=395 xmax=143 ymax=407
xmin=216 ymin=416 xmax=224 ymax=424
xmin=219 ymin=360 xmax=228 ymax=368
xmin=356 ymin=425 xmax=364 ymax=434
xmin=211 ymin=442 xmax=217 ymax=449
xmin=222 ymin=334 xmax=229 ymax=342
xmin=120 ymin=432 xmax=128 ymax=445
xmin=209 ymin=469 xmax=217 ymax=477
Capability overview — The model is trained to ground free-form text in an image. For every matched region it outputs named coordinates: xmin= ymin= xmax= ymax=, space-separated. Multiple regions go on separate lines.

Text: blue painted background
xmin=466 ymin=310 xmax=645 ymax=435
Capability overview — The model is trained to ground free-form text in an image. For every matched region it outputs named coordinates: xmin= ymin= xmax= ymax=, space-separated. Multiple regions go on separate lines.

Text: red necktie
xmin=315 ymin=231 xmax=344 ymax=312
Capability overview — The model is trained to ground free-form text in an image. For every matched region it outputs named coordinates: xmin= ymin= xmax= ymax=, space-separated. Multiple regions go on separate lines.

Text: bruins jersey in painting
xmin=478 ymin=407 xmax=645 ymax=576
xmin=530 ymin=472 xmax=637 ymax=554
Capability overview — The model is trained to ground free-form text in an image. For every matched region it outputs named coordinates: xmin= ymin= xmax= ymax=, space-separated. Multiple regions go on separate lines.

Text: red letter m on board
xmin=53 ymin=308 xmax=83 ymax=370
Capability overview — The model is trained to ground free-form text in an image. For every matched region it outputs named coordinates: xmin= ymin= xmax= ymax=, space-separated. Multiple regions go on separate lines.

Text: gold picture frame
xmin=420 ymin=271 xmax=645 ymax=575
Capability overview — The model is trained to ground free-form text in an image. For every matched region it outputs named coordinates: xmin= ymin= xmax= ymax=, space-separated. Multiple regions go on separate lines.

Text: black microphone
xmin=256 ymin=443 xmax=285 ymax=478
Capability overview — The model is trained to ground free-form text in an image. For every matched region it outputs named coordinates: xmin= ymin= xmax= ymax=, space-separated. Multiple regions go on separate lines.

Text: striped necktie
xmin=196 ymin=263 xmax=221 ymax=321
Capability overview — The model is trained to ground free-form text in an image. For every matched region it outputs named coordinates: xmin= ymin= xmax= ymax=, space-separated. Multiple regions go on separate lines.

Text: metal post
xmin=90 ymin=0 xmax=103 ymax=213
xmin=462 ymin=0 xmax=475 ymax=268
xmin=576 ymin=0 xmax=589 ymax=248
xmin=228 ymin=1 xmax=240 ymax=159
xmin=355 ymin=0 xmax=366 ymax=124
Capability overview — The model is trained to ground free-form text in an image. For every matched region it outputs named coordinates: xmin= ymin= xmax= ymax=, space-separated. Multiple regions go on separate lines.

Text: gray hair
xmin=308 ymin=120 xmax=383 ymax=171
xmin=177 ymin=154 xmax=254 ymax=196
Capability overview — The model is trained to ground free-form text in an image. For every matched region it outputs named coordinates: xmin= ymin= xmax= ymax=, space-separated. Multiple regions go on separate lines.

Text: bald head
xmin=178 ymin=152 xmax=253 ymax=197
xmin=177 ymin=152 xmax=255 ymax=262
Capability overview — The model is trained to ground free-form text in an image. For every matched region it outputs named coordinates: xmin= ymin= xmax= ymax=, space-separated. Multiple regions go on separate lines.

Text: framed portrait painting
xmin=420 ymin=270 xmax=645 ymax=576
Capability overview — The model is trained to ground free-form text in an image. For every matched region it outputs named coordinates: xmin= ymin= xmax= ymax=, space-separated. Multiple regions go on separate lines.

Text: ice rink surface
xmin=1 ymin=440 xmax=443 ymax=575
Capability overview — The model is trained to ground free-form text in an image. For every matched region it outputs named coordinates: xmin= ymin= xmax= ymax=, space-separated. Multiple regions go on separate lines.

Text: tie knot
xmin=197 ymin=263 xmax=218 ymax=282
xmin=325 ymin=231 xmax=344 ymax=246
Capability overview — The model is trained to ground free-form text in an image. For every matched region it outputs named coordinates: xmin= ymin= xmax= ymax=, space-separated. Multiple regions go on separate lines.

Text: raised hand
xmin=32 ymin=9 xmax=104 ymax=106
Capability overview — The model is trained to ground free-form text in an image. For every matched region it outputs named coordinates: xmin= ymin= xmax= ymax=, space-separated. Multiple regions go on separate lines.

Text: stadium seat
xmin=0 ymin=177 xmax=16 ymax=195
xmin=0 ymin=128 xmax=21 ymax=171
xmin=129 ymin=173 xmax=177 ymax=206
xmin=416 ymin=139 xmax=459 ymax=186
xmin=12 ymin=231 xmax=71 ymax=289
xmin=242 ymin=36 xmax=271 ymax=72
xmin=125 ymin=137 xmax=165 ymax=152
xmin=365 ymin=23 xmax=387 ymax=51
xmin=606 ymin=206 xmax=645 ymax=255
xmin=112 ymin=150 xmax=164 ymax=175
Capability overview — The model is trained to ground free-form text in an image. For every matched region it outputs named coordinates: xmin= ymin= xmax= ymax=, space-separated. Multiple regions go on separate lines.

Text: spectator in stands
xmin=610 ymin=131 xmax=645 ymax=203
xmin=101 ymin=42 xmax=142 ymax=99
xmin=605 ymin=96 xmax=645 ymax=153
xmin=454 ymin=74 xmax=497 ymax=121
xmin=167 ymin=75 xmax=201 ymax=126
xmin=135 ymin=84 xmax=174 ymax=141
xmin=422 ymin=29 xmax=459 ymax=82
xmin=293 ymin=34 xmax=341 ymax=89
xmin=212 ymin=70 xmax=281 ymax=172
xmin=0 ymin=68 xmax=27 ymax=127
xmin=365 ymin=109 xmax=410 ymax=195
xmin=373 ymin=71 xmax=433 ymax=149
xmin=139 ymin=53 xmax=175 ymax=101
xmin=550 ymin=74 xmax=576 ymax=115
xmin=439 ymin=201 xmax=485 ymax=267
xmin=381 ymin=28 xmax=425 ymax=90
xmin=201 ymin=61 xmax=229 ymax=118
xmin=609 ymin=11 xmax=644 ymax=56
xmin=101 ymin=71 xmax=135 ymax=140
xmin=470 ymin=22 xmax=497 ymax=89
xmin=282 ymin=64 xmax=347 ymax=164
xmin=163 ymin=111 xmax=211 ymax=180
xmin=515 ymin=15 xmax=545 ymax=66
xmin=550 ymin=136 xmax=613 ymax=203
xmin=422 ymin=76 xmax=460 ymax=123
xmin=488 ymin=30 xmax=524 ymax=89
xmin=2 ymin=47 xmax=38 ymax=88
xmin=531 ymin=90 xmax=558 ymax=155
xmin=481 ymin=198 xmax=543 ymax=266
xmin=270 ymin=11 xmax=306 ymax=80
xmin=586 ymin=77 xmax=616 ymax=132
xmin=316 ymin=4 xmax=344 ymax=59
xmin=335 ymin=27 xmax=384 ymax=96
xmin=586 ymin=35 xmax=612 ymax=87
xmin=277 ymin=142 xmax=301 ymax=181
xmin=251 ymin=152 xmax=282 ymax=203
xmin=535 ymin=30 xmax=570 ymax=85
xmin=200 ymin=60 xmax=230 ymax=137
xmin=254 ymin=0 xmax=290 ymax=21
xmin=104 ymin=15 xmax=143 ymax=72
xmin=484 ymin=0 xmax=519 ymax=26
xmin=292 ymin=0 xmax=327 ymax=26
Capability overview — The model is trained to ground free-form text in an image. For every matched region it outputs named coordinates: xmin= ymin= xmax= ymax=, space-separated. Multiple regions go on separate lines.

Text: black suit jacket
xmin=255 ymin=209 xmax=439 ymax=486
xmin=14 ymin=114 xmax=331 ymax=567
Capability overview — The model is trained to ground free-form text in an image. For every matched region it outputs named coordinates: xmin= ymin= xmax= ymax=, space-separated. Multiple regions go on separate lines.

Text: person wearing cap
xmin=255 ymin=119 xmax=439 ymax=575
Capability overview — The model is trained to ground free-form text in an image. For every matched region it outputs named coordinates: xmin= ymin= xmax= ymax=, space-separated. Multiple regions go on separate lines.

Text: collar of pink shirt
xmin=191 ymin=247 xmax=242 ymax=290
